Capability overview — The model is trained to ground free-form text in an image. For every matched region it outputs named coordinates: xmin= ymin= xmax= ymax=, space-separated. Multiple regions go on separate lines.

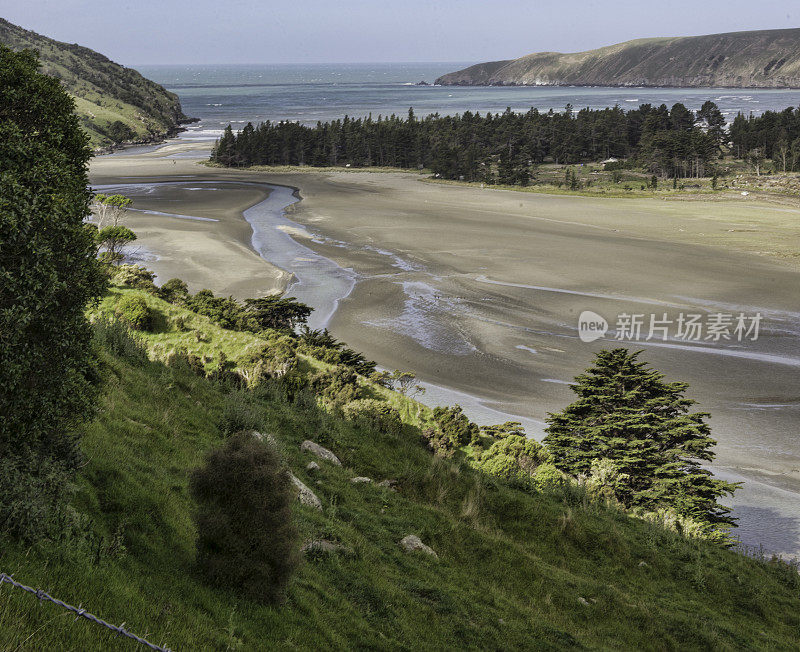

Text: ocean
xmin=137 ymin=63 xmax=800 ymax=142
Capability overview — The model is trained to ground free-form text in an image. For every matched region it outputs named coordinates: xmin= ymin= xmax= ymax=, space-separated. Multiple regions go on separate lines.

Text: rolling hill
xmin=0 ymin=17 xmax=193 ymax=147
xmin=0 ymin=287 xmax=799 ymax=648
xmin=436 ymin=28 xmax=800 ymax=88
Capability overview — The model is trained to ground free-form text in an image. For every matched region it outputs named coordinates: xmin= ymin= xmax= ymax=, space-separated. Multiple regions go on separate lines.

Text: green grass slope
xmin=0 ymin=18 xmax=192 ymax=147
xmin=1 ymin=289 xmax=798 ymax=650
xmin=436 ymin=28 xmax=800 ymax=88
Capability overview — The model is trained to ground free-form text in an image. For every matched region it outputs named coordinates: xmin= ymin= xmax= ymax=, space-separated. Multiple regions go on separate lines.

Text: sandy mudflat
xmin=91 ymin=144 xmax=292 ymax=296
xmin=90 ymin=142 xmax=800 ymax=556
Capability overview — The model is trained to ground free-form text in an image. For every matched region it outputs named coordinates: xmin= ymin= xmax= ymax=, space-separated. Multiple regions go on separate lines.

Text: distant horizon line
xmin=130 ymin=60 xmax=475 ymax=68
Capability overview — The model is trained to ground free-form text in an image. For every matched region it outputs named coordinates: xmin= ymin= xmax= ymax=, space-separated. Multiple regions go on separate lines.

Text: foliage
xmin=1 ymin=289 xmax=798 ymax=648
xmin=115 ymin=294 xmax=152 ymax=331
xmin=480 ymin=421 xmax=526 ymax=439
xmin=432 ymin=405 xmax=480 ymax=447
xmin=0 ymin=46 xmax=105 ymax=539
xmin=342 ymin=399 xmax=403 ymax=435
xmin=91 ymin=316 xmax=148 ymax=365
xmin=544 ymin=349 xmax=738 ymax=537
xmin=213 ymin=101 xmax=731 ymax=182
xmin=111 ymin=264 xmax=156 ymax=291
xmin=242 ymin=296 xmax=312 ymax=332
xmin=157 ymin=278 xmax=189 ymax=304
xmin=473 ymin=435 xmax=554 ymax=489
xmin=298 ymin=326 xmax=377 ymax=375
xmin=309 ymin=366 xmax=363 ymax=405
xmin=185 ymin=289 xmax=243 ymax=330
xmin=189 ymin=431 xmax=300 ymax=604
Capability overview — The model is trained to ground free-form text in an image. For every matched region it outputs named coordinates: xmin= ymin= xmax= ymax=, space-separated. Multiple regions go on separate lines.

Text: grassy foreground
xmin=1 ymin=290 xmax=798 ymax=650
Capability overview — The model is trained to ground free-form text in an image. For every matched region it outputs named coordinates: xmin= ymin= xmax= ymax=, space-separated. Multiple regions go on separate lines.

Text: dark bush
xmin=189 ymin=432 xmax=300 ymax=604
xmin=116 ymin=294 xmax=152 ymax=331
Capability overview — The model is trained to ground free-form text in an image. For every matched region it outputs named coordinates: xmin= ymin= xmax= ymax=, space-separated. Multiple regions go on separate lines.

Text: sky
xmin=1 ymin=0 xmax=798 ymax=66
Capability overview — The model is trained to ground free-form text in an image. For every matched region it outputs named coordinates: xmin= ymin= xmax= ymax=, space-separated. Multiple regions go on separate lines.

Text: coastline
xmin=90 ymin=143 xmax=800 ymax=557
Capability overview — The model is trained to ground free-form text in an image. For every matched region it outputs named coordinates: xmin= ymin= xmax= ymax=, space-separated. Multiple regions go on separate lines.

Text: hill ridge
xmin=436 ymin=27 xmax=800 ymax=88
xmin=0 ymin=17 xmax=194 ymax=147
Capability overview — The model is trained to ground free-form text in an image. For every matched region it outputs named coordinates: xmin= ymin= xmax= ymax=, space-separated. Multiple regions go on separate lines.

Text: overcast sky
xmin=2 ymin=0 xmax=798 ymax=66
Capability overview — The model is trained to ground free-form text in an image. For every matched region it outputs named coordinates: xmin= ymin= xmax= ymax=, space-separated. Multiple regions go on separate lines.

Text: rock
xmin=578 ymin=597 xmax=590 ymax=606
xmin=638 ymin=561 xmax=649 ymax=567
xmin=289 ymin=473 xmax=322 ymax=510
xmin=377 ymin=479 xmax=397 ymax=491
xmin=249 ymin=431 xmax=276 ymax=446
xmin=300 ymin=539 xmax=353 ymax=556
xmin=300 ymin=440 xmax=341 ymax=466
xmin=350 ymin=476 xmax=372 ymax=484
xmin=399 ymin=535 xmax=438 ymax=559
xmin=306 ymin=461 xmax=320 ymax=472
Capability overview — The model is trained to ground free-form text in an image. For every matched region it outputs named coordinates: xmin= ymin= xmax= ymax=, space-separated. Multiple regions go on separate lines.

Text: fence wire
xmin=0 ymin=572 xmax=171 ymax=652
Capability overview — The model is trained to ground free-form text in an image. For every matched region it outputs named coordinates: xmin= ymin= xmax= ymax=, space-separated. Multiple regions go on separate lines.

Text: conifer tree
xmin=543 ymin=349 xmax=737 ymax=533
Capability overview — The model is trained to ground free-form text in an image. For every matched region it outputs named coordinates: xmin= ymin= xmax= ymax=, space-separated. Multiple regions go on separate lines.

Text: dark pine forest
xmin=212 ymin=101 xmax=800 ymax=184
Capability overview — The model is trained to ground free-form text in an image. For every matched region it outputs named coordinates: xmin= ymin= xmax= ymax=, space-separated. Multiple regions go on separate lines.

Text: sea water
xmin=137 ymin=63 xmax=800 ymax=141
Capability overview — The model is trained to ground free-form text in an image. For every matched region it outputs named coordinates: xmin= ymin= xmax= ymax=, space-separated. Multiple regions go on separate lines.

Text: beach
xmin=90 ymin=142 xmax=800 ymax=556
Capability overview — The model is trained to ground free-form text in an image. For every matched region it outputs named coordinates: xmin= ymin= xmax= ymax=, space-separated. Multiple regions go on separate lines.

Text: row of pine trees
xmin=211 ymin=101 xmax=749 ymax=182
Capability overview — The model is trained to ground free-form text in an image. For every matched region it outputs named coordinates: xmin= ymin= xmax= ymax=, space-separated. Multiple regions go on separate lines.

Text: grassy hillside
xmin=0 ymin=18 xmax=192 ymax=148
xmin=0 ymin=288 xmax=798 ymax=649
xmin=436 ymin=28 xmax=800 ymax=87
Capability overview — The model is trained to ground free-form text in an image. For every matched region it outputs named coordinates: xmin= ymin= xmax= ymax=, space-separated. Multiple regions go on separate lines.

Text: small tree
xmin=97 ymin=224 xmax=137 ymax=265
xmin=93 ymin=193 xmax=133 ymax=227
xmin=242 ymin=296 xmax=312 ymax=332
xmin=543 ymin=349 xmax=737 ymax=534
xmin=190 ymin=432 xmax=300 ymax=604
xmin=432 ymin=405 xmax=480 ymax=447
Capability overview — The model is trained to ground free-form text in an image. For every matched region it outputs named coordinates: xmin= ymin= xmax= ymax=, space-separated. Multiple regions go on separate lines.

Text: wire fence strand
xmin=0 ymin=573 xmax=171 ymax=652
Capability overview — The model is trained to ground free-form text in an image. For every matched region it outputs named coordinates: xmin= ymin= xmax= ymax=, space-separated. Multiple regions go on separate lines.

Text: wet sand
xmin=90 ymin=142 xmax=800 ymax=556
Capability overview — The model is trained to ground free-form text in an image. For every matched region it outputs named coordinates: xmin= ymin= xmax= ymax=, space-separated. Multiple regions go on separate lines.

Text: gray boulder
xmin=306 ymin=461 xmax=321 ymax=472
xmin=300 ymin=440 xmax=341 ymax=466
xmin=350 ymin=476 xmax=372 ymax=484
xmin=289 ymin=473 xmax=322 ymax=510
xmin=399 ymin=535 xmax=438 ymax=559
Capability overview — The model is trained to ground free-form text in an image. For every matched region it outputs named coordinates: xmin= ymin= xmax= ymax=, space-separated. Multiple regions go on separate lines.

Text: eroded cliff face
xmin=436 ymin=29 xmax=800 ymax=88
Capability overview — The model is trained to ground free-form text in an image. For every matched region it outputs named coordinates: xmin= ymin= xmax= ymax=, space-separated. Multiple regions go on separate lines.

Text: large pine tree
xmin=544 ymin=349 xmax=737 ymax=533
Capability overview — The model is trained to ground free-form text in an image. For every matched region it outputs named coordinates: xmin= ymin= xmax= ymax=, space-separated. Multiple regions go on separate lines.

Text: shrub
xmin=164 ymin=347 xmax=205 ymax=376
xmin=112 ymin=264 xmax=156 ymax=291
xmin=158 ymin=278 xmax=190 ymax=304
xmin=474 ymin=435 xmax=551 ymax=489
xmin=432 ymin=405 xmax=480 ymax=447
xmin=309 ymin=365 xmax=363 ymax=404
xmin=92 ymin=316 xmax=148 ymax=364
xmin=116 ymin=294 xmax=153 ymax=331
xmin=189 ymin=432 xmax=300 ymax=604
xmin=218 ymin=391 xmax=264 ymax=435
xmin=96 ymin=224 xmax=136 ymax=264
xmin=342 ymin=399 xmax=402 ymax=435
xmin=421 ymin=427 xmax=456 ymax=458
